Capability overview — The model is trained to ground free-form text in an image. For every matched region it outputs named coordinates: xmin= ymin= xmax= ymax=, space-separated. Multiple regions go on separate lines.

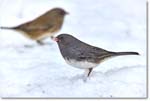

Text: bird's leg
xmin=23 ymin=40 xmax=45 ymax=48
xmin=36 ymin=40 xmax=45 ymax=45
xmin=37 ymin=37 xmax=54 ymax=46
xmin=83 ymin=68 xmax=93 ymax=82
xmin=87 ymin=68 xmax=93 ymax=77
xmin=22 ymin=36 xmax=45 ymax=47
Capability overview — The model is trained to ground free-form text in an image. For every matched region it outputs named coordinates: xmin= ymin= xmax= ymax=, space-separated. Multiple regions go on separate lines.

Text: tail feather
xmin=0 ymin=26 xmax=18 ymax=30
xmin=111 ymin=51 xmax=139 ymax=56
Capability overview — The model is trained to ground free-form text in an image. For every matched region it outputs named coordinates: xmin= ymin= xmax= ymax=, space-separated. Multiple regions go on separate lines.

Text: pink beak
xmin=54 ymin=37 xmax=59 ymax=42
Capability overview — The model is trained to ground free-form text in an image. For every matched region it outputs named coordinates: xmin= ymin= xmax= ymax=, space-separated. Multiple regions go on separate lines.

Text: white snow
xmin=0 ymin=0 xmax=147 ymax=98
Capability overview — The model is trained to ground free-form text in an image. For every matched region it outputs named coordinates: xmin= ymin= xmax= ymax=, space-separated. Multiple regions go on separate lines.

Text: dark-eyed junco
xmin=1 ymin=8 xmax=68 ymax=45
xmin=54 ymin=34 xmax=139 ymax=78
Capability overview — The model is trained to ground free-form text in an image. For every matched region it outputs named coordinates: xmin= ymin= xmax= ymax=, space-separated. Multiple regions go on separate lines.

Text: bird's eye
xmin=60 ymin=11 xmax=65 ymax=15
xmin=60 ymin=36 xmax=64 ymax=40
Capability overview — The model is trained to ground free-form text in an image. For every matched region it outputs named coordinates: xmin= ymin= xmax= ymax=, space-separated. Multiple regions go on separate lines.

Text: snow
xmin=0 ymin=0 xmax=147 ymax=98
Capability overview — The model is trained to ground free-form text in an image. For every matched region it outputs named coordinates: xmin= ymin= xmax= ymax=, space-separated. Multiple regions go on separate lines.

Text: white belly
xmin=65 ymin=59 xmax=98 ymax=69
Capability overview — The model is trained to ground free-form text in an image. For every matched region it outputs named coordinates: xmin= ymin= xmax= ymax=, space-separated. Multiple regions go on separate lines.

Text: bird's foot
xmin=36 ymin=40 xmax=53 ymax=46
xmin=83 ymin=76 xmax=88 ymax=82
xmin=83 ymin=75 xmax=92 ymax=82
xmin=36 ymin=40 xmax=45 ymax=45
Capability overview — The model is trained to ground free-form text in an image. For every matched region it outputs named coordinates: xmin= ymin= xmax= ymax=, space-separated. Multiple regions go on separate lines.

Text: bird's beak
xmin=54 ymin=37 xmax=59 ymax=42
xmin=66 ymin=12 xmax=69 ymax=15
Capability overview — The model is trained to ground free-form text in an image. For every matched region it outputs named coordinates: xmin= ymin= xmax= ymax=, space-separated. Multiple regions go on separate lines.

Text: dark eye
xmin=60 ymin=11 xmax=65 ymax=15
xmin=57 ymin=36 xmax=64 ymax=42
xmin=59 ymin=36 xmax=64 ymax=40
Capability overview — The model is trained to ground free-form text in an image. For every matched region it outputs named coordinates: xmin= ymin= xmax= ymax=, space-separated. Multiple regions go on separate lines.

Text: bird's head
xmin=54 ymin=34 xmax=77 ymax=47
xmin=50 ymin=8 xmax=69 ymax=16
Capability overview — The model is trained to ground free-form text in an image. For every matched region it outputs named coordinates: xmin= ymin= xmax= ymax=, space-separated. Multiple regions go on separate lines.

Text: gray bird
xmin=0 ymin=8 xmax=68 ymax=45
xmin=55 ymin=34 xmax=139 ymax=77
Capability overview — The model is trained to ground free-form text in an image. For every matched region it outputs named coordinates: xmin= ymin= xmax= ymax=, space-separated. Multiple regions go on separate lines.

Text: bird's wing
xmin=19 ymin=22 xmax=54 ymax=32
xmin=16 ymin=13 xmax=55 ymax=31
xmin=74 ymin=46 xmax=111 ymax=63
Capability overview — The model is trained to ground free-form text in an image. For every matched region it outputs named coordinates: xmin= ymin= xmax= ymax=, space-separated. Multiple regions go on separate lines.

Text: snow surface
xmin=0 ymin=0 xmax=147 ymax=98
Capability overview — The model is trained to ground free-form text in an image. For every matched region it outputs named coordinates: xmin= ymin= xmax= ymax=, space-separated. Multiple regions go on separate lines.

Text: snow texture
xmin=0 ymin=0 xmax=147 ymax=98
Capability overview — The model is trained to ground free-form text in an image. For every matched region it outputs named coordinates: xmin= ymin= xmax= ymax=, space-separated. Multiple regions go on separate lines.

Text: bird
xmin=54 ymin=34 xmax=139 ymax=78
xmin=0 ymin=8 xmax=68 ymax=45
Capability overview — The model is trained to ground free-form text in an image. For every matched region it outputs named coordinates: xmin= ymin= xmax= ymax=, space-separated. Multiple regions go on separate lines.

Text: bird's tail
xmin=111 ymin=51 xmax=139 ymax=57
xmin=0 ymin=26 xmax=18 ymax=30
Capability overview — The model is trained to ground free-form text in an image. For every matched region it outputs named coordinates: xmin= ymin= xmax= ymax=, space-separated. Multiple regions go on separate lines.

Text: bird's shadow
xmin=24 ymin=42 xmax=53 ymax=48
xmin=68 ymin=72 xmax=105 ymax=83
xmin=13 ymin=42 xmax=53 ymax=53
xmin=69 ymin=74 xmax=85 ymax=82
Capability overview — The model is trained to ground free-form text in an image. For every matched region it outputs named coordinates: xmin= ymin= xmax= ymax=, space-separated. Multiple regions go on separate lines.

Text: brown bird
xmin=55 ymin=34 xmax=139 ymax=78
xmin=0 ymin=8 xmax=68 ymax=45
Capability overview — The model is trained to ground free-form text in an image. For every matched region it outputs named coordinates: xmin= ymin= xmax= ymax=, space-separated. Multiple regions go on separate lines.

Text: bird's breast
xmin=64 ymin=58 xmax=98 ymax=69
